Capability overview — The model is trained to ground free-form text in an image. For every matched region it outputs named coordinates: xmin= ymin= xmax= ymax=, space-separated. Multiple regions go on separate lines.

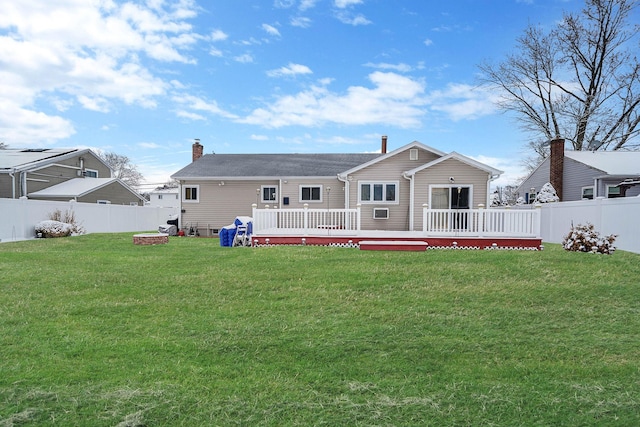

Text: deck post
xmin=478 ymin=203 xmax=485 ymax=238
xmin=303 ymin=203 xmax=309 ymax=236
xmin=422 ymin=204 xmax=428 ymax=235
xmin=252 ymin=203 xmax=257 ymax=233
xmin=356 ymin=204 xmax=361 ymax=232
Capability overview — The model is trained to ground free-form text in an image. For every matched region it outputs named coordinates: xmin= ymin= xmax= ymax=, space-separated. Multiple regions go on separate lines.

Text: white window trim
xmin=84 ymin=168 xmax=99 ymax=178
xmin=299 ymin=184 xmax=323 ymax=203
xmin=428 ymin=185 xmax=474 ymax=209
xmin=261 ymin=185 xmax=277 ymax=203
xmin=606 ymin=184 xmax=621 ymax=198
xmin=183 ymin=185 xmax=200 ymax=203
xmin=581 ymin=186 xmax=594 ymax=200
xmin=358 ymin=181 xmax=399 ymax=204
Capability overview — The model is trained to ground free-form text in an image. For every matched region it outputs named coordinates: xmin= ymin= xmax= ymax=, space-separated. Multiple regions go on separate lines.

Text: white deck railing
xmin=252 ymin=204 xmax=541 ymax=238
xmin=422 ymin=206 xmax=541 ymax=237
xmin=252 ymin=204 xmax=360 ymax=236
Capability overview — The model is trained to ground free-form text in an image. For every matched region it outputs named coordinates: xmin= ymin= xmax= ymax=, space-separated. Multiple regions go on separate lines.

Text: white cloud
xmin=139 ymin=142 xmax=162 ymax=149
xmin=424 ymin=38 xmax=433 ymax=46
xmin=364 ymin=62 xmax=412 ymax=72
xmin=291 ymin=16 xmax=312 ymax=28
xmin=267 ymin=63 xmax=313 ymax=77
xmin=299 ymin=0 xmax=319 ymax=11
xmin=336 ymin=12 xmax=372 ymax=26
xmin=471 ymin=155 xmax=528 ymax=187
xmin=335 ymin=0 xmax=363 ymax=8
xmin=427 ymin=83 xmax=499 ymax=121
xmin=210 ymin=29 xmax=228 ymax=41
xmin=262 ymin=24 xmax=281 ymax=37
xmin=234 ymin=53 xmax=254 ymax=63
xmin=172 ymin=94 xmax=238 ymax=120
xmin=239 ymin=72 xmax=426 ymax=128
xmin=0 ymin=0 xmax=200 ymax=144
xmin=250 ymin=134 xmax=269 ymax=141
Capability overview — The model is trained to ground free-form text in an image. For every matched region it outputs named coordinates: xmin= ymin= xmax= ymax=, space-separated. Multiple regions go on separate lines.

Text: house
xmin=147 ymin=186 xmax=180 ymax=208
xmin=0 ymin=148 xmax=146 ymax=205
xmin=517 ymin=139 xmax=640 ymax=202
xmin=171 ymin=137 xmax=503 ymax=236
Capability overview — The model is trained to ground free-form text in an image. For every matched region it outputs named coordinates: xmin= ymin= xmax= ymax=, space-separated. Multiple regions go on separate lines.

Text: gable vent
xmin=409 ymin=149 xmax=418 ymax=160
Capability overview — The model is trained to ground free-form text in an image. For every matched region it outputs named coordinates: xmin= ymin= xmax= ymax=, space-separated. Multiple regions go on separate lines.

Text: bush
xmin=562 ymin=223 xmax=616 ymax=254
xmin=35 ymin=220 xmax=73 ymax=238
xmin=47 ymin=209 xmax=85 ymax=235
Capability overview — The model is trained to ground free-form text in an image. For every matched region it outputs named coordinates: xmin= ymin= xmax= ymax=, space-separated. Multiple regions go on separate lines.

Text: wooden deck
xmin=251 ymin=233 xmax=543 ymax=251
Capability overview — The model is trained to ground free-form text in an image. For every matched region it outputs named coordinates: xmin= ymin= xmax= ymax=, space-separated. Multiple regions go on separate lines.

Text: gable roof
xmin=405 ymin=152 xmax=503 ymax=177
xmin=28 ymin=178 xmax=144 ymax=200
xmin=0 ymin=148 xmax=112 ymax=174
xmin=0 ymin=148 xmax=78 ymax=170
xmin=171 ymin=153 xmax=382 ymax=179
xmin=565 ymin=151 xmax=640 ymax=176
xmin=337 ymin=141 xmax=447 ymax=178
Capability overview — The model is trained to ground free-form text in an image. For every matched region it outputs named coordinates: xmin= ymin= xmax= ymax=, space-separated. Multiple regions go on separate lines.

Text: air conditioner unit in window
xmin=373 ymin=208 xmax=389 ymax=219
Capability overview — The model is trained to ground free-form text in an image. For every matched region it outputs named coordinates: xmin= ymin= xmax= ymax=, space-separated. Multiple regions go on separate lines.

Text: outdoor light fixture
xmin=449 ymin=177 xmax=455 ymax=183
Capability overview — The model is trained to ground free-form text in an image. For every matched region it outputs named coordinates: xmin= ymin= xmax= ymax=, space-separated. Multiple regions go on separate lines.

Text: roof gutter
xmin=337 ymin=173 xmax=350 ymax=210
xmin=402 ymin=171 xmax=415 ymax=230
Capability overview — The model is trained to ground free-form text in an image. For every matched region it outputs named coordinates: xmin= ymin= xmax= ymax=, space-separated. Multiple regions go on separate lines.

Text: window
xmin=158 ymin=195 xmax=163 ymax=199
xmin=409 ymin=148 xmax=418 ymax=160
xmin=84 ymin=169 xmax=98 ymax=178
xmin=430 ymin=186 xmax=471 ymax=209
xmin=300 ymin=185 xmax=322 ymax=202
xmin=607 ymin=185 xmax=622 ymax=198
xmin=184 ymin=185 xmax=199 ymax=202
xmin=97 ymin=200 xmax=111 ymax=204
xmin=359 ymin=182 xmax=398 ymax=204
xmin=261 ymin=185 xmax=277 ymax=203
xmin=582 ymin=186 xmax=594 ymax=200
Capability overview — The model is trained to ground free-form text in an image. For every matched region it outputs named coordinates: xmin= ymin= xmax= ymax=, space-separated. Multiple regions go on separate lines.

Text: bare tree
xmin=0 ymin=142 xmax=7 ymax=149
xmin=99 ymin=151 xmax=144 ymax=189
xmin=479 ymin=0 xmax=640 ymax=167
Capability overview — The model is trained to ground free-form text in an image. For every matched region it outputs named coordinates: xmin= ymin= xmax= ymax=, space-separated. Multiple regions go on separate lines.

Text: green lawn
xmin=1 ymin=234 xmax=639 ymax=426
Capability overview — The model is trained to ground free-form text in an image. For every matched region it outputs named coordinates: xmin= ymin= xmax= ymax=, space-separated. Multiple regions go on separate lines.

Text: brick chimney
xmin=192 ymin=139 xmax=203 ymax=162
xmin=381 ymin=135 xmax=388 ymax=154
xmin=550 ymin=138 xmax=565 ymax=201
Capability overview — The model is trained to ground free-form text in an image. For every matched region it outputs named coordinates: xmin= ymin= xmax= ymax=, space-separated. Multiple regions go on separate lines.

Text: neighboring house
xmin=517 ymin=139 xmax=640 ymax=203
xmin=147 ymin=186 xmax=180 ymax=208
xmin=171 ymin=138 xmax=503 ymax=236
xmin=0 ymin=148 xmax=145 ymax=205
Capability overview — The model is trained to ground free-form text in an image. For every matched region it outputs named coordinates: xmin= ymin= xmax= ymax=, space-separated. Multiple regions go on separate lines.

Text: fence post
xmin=534 ymin=203 xmax=542 ymax=238
xmin=303 ymin=203 xmax=309 ymax=235
xmin=478 ymin=203 xmax=485 ymax=237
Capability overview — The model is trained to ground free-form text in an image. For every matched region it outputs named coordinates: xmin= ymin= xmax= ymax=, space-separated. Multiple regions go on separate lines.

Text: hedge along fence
xmin=1 ymin=198 xmax=179 ymax=242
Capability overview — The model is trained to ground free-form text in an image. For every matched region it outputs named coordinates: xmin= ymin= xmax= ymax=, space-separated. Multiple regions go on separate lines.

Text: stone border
xmin=133 ymin=233 xmax=169 ymax=245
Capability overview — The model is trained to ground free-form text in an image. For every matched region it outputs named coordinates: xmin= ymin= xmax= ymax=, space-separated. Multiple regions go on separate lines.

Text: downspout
xmin=337 ymin=173 xmax=350 ymax=228
xmin=337 ymin=173 xmax=349 ymax=208
xmin=9 ymin=169 xmax=16 ymax=199
xmin=20 ymin=171 xmax=27 ymax=198
xmin=402 ymin=171 xmax=414 ymax=230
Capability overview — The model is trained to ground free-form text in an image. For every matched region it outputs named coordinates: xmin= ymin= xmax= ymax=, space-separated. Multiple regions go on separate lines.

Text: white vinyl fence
xmin=538 ymin=197 xmax=640 ymax=254
xmin=1 ymin=198 xmax=179 ymax=243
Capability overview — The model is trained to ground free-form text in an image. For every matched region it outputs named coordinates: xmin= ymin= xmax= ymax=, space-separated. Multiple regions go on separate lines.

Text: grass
xmin=1 ymin=234 xmax=639 ymax=426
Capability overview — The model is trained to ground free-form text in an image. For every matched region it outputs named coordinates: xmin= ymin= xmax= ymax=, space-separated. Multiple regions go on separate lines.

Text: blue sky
xmin=0 ymin=0 xmax=584 ymax=189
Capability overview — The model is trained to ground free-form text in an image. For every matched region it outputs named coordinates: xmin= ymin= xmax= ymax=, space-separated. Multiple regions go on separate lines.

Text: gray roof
xmin=566 ymin=151 xmax=640 ymax=176
xmin=171 ymin=153 xmax=383 ymax=179
xmin=0 ymin=148 xmax=78 ymax=170
xmin=28 ymin=178 xmax=144 ymax=200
